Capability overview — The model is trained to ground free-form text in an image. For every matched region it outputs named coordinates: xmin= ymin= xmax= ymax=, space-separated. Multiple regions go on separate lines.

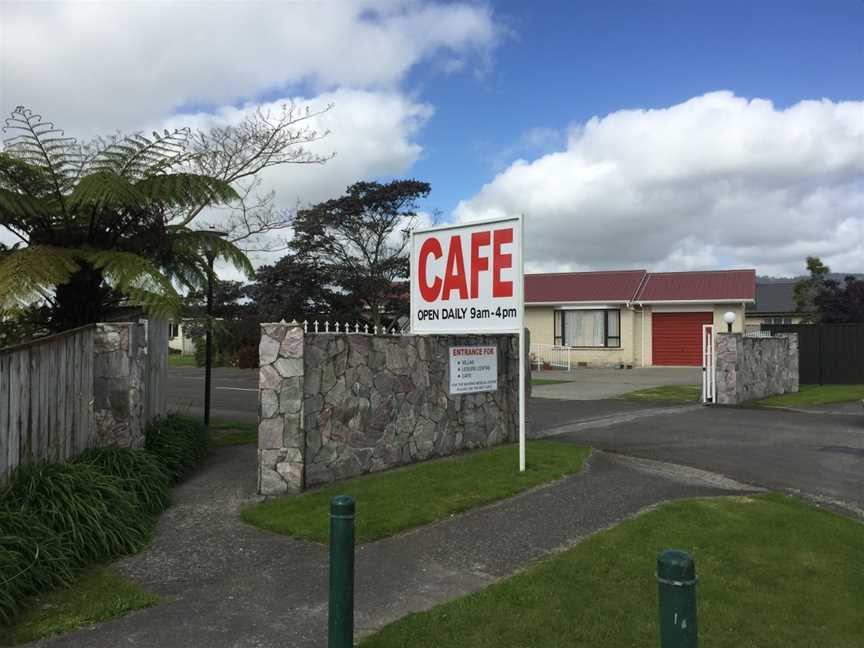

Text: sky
xmin=1 ymin=0 xmax=863 ymax=277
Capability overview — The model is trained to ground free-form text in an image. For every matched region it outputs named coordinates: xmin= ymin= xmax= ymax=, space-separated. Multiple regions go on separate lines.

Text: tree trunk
xmin=50 ymin=264 xmax=108 ymax=331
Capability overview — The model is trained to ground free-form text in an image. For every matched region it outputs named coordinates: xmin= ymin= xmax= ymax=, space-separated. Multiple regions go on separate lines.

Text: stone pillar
xmin=93 ymin=322 xmax=146 ymax=448
xmin=258 ymin=322 xmax=305 ymax=495
xmin=714 ymin=332 xmax=741 ymax=405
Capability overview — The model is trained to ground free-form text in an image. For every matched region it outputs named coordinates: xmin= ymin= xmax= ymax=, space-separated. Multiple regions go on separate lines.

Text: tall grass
xmin=145 ymin=415 xmax=209 ymax=482
xmin=74 ymin=447 xmax=170 ymax=514
xmin=0 ymin=510 xmax=74 ymax=625
xmin=0 ymin=462 xmax=152 ymax=565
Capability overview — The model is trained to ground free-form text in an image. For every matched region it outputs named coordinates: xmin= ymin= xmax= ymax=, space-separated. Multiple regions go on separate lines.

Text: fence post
xmin=329 ymin=495 xmax=355 ymax=648
xmin=657 ymin=549 xmax=698 ymax=648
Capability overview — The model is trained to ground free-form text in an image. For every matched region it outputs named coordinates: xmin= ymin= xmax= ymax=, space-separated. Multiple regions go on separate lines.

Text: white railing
xmin=530 ymin=342 xmax=572 ymax=370
xmin=301 ymin=320 xmax=403 ymax=336
xmin=744 ymin=330 xmax=773 ymax=338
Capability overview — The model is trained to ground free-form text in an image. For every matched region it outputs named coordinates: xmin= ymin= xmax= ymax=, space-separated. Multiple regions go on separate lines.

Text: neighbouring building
xmin=744 ymin=281 xmax=808 ymax=332
xmin=167 ymin=320 xmax=198 ymax=356
xmin=526 ymin=269 xmax=756 ymax=367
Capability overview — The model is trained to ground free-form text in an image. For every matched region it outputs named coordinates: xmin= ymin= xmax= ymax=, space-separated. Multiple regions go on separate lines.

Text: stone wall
xmin=257 ymin=323 xmax=526 ymax=495
xmin=93 ymin=322 xmax=147 ymax=447
xmin=715 ymin=333 xmax=799 ymax=404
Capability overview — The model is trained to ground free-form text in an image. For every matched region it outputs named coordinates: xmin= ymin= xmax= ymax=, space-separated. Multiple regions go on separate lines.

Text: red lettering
xmin=418 ymin=238 xmax=443 ymax=301
xmin=441 ymin=235 xmax=468 ymax=300
xmin=469 ymin=231 xmax=490 ymax=299
xmin=492 ymin=228 xmax=513 ymax=297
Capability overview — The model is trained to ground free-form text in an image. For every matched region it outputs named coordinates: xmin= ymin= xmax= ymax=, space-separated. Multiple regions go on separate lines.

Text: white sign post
xmin=410 ymin=215 xmax=526 ymax=471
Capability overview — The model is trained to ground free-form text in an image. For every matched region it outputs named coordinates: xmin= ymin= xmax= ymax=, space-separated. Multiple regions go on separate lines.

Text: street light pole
xmin=197 ymin=228 xmax=228 ymax=429
xmin=204 ymin=248 xmax=215 ymax=428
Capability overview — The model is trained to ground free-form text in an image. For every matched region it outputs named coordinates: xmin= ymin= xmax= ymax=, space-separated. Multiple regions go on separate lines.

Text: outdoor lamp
xmin=723 ymin=311 xmax=736 ymax=333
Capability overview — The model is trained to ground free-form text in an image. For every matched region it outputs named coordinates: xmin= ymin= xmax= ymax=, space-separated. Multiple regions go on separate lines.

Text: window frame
xmin=553 ymin=308 xmax=621 ymax=348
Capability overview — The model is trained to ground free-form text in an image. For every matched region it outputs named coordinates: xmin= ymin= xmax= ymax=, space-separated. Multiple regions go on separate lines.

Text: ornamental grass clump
xmin=0 ymin=510 xmax=74 ymax=625
xmin=0 ymin=461 xmax=151 ymax=565
xmin=73 ymin=447 xmax=170 ymax=514
xmin=145 ymin=415 xmax=209 ymax=482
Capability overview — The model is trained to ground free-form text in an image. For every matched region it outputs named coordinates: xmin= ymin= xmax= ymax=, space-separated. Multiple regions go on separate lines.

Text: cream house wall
xmin=525 ymin=305 xmax=638 ymax=367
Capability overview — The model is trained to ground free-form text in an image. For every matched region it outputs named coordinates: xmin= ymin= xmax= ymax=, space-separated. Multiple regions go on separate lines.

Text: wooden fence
xmin=0 ymin=325 xmax=97 ymax=481
xmin=762 ymin=323 xmax=864 ymax=384
xmin=0 ymin=320 xmax=169 ymax=483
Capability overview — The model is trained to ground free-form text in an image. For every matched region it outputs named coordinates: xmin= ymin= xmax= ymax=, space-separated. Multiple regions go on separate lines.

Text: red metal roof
xmin=636 ymin=270 xmax=755 ymax=302
xmin=525 ymin=269 xmax=755 ymax=303
xmin=525 ymin=270 xmax=647 ymax=303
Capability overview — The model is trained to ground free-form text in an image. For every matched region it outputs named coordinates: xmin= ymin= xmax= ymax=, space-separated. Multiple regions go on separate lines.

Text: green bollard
xmin=657 ymin=549 xmax=698 ymax=648
xmin=329 ymin=496 xmax=355 ymax=648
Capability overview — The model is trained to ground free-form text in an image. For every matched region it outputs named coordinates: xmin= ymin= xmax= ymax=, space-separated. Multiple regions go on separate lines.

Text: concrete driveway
xmin=532 ymin=366 xmax=702 ymax=400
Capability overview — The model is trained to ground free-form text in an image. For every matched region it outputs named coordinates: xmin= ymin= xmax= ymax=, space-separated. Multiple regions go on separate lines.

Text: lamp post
xmin=723 ymin=311 xmax=736 ymax=333
xmin=198 ymin=229 xmax=228 ymax=428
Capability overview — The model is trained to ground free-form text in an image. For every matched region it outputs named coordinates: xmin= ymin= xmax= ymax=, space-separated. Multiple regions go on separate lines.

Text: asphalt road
xmin=167 ymin=366 xmax=864 ymax=516
xmin=167 ymin=366 xmax=258 ymax=423
xmin=545 ymin=402 xmax=864 ymax=517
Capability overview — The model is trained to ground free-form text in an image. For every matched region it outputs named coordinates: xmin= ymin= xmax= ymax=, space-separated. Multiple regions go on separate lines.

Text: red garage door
xmin=652 ymin=312 xmax=712 ymax=366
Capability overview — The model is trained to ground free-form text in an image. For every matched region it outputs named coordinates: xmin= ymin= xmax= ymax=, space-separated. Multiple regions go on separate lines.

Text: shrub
xmin=145 ymin=415 xmax=209 ymax=482
xmin=0 ymin=510 xmax=73 ymax=625
xmin=236 ymin=345 xmax=258 ymax=369
xmin=73 ymin=447 xmax=170 ymax=514
xmin=0 ymin=461 xmax=151 ymax=565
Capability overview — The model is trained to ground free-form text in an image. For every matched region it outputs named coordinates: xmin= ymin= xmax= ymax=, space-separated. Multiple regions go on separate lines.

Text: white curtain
xmin=564 ymin=310 xmax=604 ymax=347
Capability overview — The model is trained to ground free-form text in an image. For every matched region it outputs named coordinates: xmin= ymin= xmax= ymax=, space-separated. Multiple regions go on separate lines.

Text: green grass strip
xmin=753 ymin=384 xmax=864 ymax=408
xmin=208 ymin=420 xmax=258 ymax=447
xmin=531 ymin=378 xmax=574 ymax=385
xmin=242 ymin=441 xmax=590 ymax=544
xmin=616 ymin=384 xmax=701 ymax=402
xmin=360 ymin=494 xmax=864 ymax=648
xmin=0 ymin=567 xmax=158 ymax=646
xmin=167 ymin=355 xmax=197 ymax=368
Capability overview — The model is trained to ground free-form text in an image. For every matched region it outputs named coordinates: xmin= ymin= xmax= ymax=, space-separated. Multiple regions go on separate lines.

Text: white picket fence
xmin=530 ymin=342 xmax=572 ymax=370
xmin=301 ymin=320 xmax=403 ymax=336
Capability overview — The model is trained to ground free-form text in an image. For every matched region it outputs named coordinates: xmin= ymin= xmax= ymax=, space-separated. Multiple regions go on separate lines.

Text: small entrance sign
xmin=449 ymin=346 xmax=498 ymax=395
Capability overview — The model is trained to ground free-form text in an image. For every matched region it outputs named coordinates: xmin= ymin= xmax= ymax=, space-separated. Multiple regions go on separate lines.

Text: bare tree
xmin=176 ymin=102 xmax=335 ymax=251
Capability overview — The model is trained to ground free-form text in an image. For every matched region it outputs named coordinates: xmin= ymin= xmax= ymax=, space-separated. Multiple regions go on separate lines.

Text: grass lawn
xmin=242 ymin=441 xmax=590 ymax=544
xmin=0 ymin=567 xmax=158 ymax=646
xmin=359 ymin=494 xmax=864 ymax=648
xmin=167 ymin=354 xmax=197 ymax=368
xmin=208 ymin=420 xmax=257 ymax=447
xmin=753 ymin=384 xmax=864 ymax=408
xmin=617 ymin=384 xmax=701 ymax=402
xmin=531 ymin=378 xmax=574 ymax=385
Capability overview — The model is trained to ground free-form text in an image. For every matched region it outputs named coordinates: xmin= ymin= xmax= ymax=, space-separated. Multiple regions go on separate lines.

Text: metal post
xmin=657 ymin=549 xmax=698 ymax=648
xmin=204 ymin=252 xmax=214 ymax=427
xmin=518 ymin=326 xmax=526 ymax=472
xmin=329 ymin=495 xmax=355 ymax=648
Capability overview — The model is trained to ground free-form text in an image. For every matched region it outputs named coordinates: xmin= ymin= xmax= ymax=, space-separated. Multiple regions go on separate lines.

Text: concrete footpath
xmin=35 ymin=443 xmax=758 ymax=648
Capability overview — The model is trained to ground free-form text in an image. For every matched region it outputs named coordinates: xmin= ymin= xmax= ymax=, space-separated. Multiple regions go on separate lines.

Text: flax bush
xmin=144 ymin=415 xmax=209 ymax=482
xmin=73 ymin=447 xmax=170 ymax=514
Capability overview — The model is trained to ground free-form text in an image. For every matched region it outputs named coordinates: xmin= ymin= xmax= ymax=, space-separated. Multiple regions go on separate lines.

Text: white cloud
xmin=0 ymin=0 xmax=498 ymax=134
xmin=456 ymin=91 xmax=864 ymax=276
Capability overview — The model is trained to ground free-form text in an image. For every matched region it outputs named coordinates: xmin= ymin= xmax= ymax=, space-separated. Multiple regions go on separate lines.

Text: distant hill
xmin=757 ymin=273 xmax=863 ymax=284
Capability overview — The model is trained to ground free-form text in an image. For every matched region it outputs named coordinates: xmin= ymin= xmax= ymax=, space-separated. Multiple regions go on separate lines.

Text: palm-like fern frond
xmin=0 ymin=245 xmax=78 ymax=308
xmin=2 ymin=107 xmax=81 ymax=212
xmin=171 ymin=229 xmax=255 ymax=280
xmin=91 ymin=129 xmax=190 ymax=180
xmin=83 ymin=249 xmax=182 ymax=317
xmin=136 ymin=173 xmax=238 ymax=207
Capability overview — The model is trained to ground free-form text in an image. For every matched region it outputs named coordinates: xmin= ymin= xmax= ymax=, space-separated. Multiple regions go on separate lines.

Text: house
xmin=526 ymin=269 xmax=756 ymax=367
xmin=744 ymin=281 xmax=807 ymax=331
xmin=168 ymin=320 xmax=199 ymax=356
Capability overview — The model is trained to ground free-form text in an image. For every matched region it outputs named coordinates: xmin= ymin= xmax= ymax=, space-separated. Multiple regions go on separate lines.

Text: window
xmin=554 ymin=309 xmax=620 ymax=348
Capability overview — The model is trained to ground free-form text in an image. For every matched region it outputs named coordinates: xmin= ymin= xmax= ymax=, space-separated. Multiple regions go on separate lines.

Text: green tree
xmin=290 ymin=179 xmax=430 ymax=328
xmin=0 ymin=106 xmax=253 ymax=332
xmin=793 ymin=256 xmax=830 ymax=321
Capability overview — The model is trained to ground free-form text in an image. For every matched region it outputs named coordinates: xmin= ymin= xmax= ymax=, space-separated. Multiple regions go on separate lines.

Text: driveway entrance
xmin=532 ymin=366 xmax=701 ymax=400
